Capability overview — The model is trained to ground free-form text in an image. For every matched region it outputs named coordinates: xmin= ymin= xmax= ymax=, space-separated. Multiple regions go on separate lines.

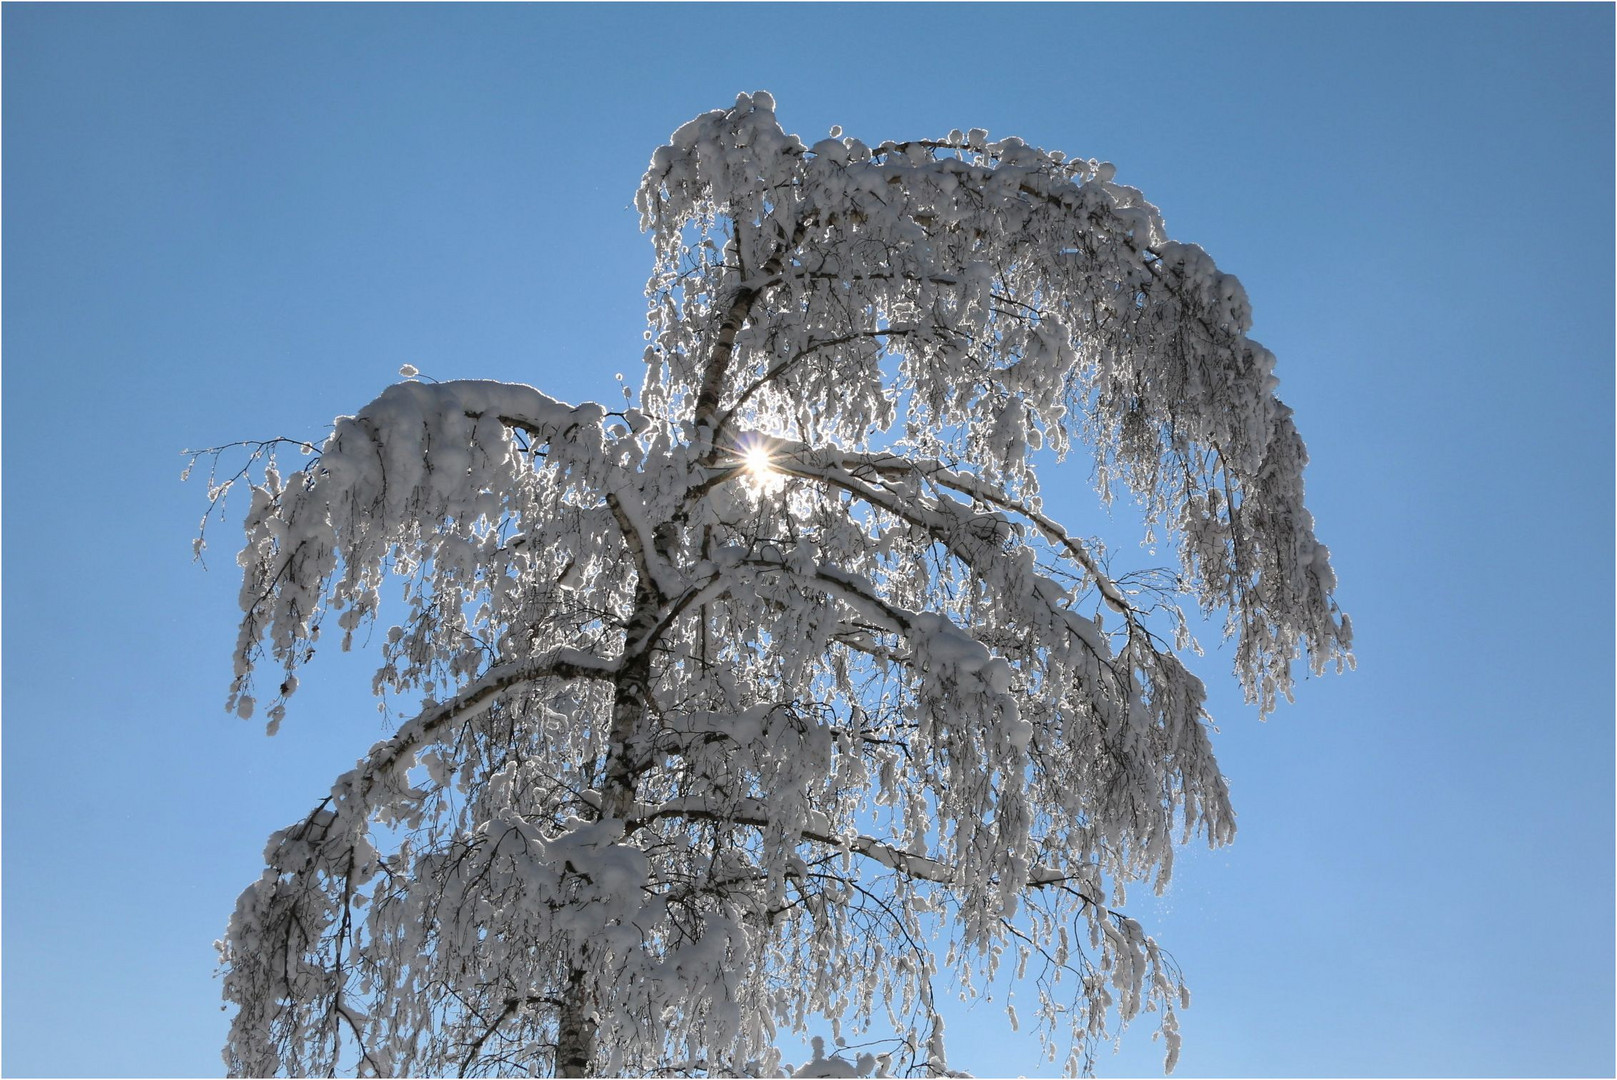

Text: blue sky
xmin=2 ymin=4 xmax=1611 ymax=1076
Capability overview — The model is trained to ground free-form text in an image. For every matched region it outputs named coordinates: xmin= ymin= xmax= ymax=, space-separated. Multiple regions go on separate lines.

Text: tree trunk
xmin=555 ymin=967 xmax=596 ymax=1078
xmin=557 ymin=592 xmax=656 ymax=1077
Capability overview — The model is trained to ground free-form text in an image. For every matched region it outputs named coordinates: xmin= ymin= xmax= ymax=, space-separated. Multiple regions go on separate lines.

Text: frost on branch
xmin=212 ymin=92 xmax=1350 ymax=1078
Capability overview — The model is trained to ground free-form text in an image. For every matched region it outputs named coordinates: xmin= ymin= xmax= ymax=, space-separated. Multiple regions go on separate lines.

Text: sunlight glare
xmin=743 ymin=444 xmax=775 ymax=476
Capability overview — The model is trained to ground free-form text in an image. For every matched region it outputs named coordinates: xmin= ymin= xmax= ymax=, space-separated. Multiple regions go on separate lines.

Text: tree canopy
xmin=209 ymin=92 xmax=1350 ymax=1077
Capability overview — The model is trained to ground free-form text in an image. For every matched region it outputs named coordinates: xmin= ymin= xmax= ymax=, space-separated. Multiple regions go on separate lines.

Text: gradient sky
xmin=3 ymin=4 xmax=1612 ymax=1077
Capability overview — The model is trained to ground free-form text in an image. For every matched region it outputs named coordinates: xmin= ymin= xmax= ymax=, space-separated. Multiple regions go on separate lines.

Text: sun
xmin=736 ymin=437 xmax=785 ymax=493
xmin=743 ymin=443 xmax=774 ymax=476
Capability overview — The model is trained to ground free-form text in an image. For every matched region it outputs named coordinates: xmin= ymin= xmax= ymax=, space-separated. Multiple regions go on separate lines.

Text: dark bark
xmin=553 ymin=584 xmax=659 ymax=1076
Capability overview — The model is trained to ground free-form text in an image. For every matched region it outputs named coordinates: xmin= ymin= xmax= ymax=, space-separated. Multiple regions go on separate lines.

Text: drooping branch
xmin=625 ymin=794 xmax=1113 ymax=902
xmin=222 ymin=649 xmax=626 ymax=1077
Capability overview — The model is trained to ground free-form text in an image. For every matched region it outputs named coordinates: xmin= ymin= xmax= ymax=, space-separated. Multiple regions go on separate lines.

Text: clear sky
xmin=2 ymin=4 xmax=1611 ymax=1077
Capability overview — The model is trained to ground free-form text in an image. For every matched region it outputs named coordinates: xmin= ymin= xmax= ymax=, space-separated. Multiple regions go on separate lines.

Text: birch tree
xmin=206 ymin=92 xmax=1351 ymax=1078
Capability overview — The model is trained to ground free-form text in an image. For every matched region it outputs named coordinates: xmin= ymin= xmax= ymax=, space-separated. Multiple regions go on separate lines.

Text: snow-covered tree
xmin=206 ymin=93 xmax=1350 ymax=1078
